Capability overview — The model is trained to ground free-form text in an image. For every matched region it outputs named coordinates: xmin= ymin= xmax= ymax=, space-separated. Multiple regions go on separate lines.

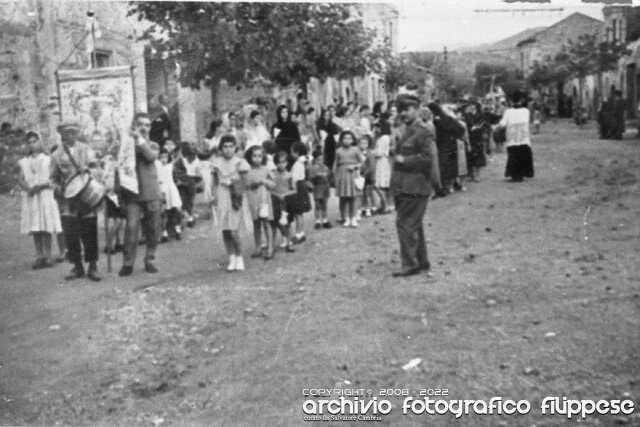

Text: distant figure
xmin=611 ymin=90 xmax=625 ymax=140
xmin=427 ymin=103 xmax=465 ymax=196
xmin=500 ymin=90 xmax=534 ymax=183
xmin=597 ymin=99 xmax=612 ymax=139
xmin=149 ymin=94 xmax=172 ymax=148
xmin=271 ymin=105 xmax=301 ymax=168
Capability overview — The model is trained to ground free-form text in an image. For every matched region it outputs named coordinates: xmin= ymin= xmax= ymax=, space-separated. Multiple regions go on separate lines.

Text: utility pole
xmin=87 ymin=11 xmax=99 ymax=69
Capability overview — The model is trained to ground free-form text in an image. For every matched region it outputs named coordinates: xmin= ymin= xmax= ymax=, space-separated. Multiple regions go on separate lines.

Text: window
xmin=92 ymin=49 xmax=112 ymax=68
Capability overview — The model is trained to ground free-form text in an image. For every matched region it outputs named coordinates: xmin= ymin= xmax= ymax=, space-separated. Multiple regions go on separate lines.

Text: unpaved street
xmin=1 ymin=120 xmax=639 ymax=426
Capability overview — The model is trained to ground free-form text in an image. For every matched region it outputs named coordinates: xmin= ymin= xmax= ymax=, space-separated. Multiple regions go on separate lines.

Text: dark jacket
xmin=150 ymin=107 xmax=171 ymax=146
xmin=272 ymin=121 xmax=301 ymax=157
xmin=122 ymin=138 xmax=161 ymax=202
xmin=390 ymin=120 xmax=435 ymax=197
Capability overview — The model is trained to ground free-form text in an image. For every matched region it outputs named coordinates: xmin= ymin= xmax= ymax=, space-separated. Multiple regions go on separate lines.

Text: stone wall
xmin=0 ymin=0 xmax=147 ymax=147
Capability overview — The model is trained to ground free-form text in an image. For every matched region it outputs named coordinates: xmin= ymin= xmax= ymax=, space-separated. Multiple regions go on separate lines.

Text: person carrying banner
xmin=118 ymin=112 xmax=162 ymax=277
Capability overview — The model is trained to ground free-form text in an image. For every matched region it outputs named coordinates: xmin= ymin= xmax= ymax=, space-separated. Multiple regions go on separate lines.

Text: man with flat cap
xmin=391 ymin=95 xmax=436 ymax=277
xmin=50 ymin=120 xmax=101 ymax=281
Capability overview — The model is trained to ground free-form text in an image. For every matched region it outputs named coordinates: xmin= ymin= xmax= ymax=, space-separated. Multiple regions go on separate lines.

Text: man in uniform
xmin=119 ymin=112 xmax=162 ymax=276
xmin=390 ymin=95 xmax=436 ymax=277
xmin=50 ymin=121 xmax=101 ymax=281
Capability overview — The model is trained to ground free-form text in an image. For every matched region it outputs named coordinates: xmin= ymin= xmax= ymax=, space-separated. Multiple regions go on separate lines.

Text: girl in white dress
xmin=212 ymin=135 xmax=249 ymax=272
xmin=374 ymin=118 xmax=392 ymax=213
xmin=157 ymin=150 xmax=182 ymax=241
xmin=18 ymin=132 xmax=62 ymax=269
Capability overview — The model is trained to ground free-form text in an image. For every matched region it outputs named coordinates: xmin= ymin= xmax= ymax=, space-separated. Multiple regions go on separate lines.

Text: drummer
xmin=50 ymin=120 xmax=102 ymax=282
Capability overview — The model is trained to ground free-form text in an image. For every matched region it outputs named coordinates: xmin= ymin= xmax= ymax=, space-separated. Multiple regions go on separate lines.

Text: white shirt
xmin=499 ymin=108 xmax=531 ymax=147
xmin=183 ymin=157 xmax=202 ymax=177
xmin=245 ymin=124 xmax=270 ymax=149
xmin=291 ymin=156 xmax=307 ymax=182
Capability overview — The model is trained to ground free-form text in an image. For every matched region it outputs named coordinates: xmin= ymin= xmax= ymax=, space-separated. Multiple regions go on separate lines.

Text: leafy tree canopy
xmin=128 ymin=2 xmax=390 ymax=90
xmin=554 ymin=33 xmax=630 ymax=78
xmin=474 ymin=62 xmax=523 ymax=95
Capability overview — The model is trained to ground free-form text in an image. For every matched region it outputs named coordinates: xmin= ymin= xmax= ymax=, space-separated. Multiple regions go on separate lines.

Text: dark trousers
xmin=61 ymin=215 xmax=98 ymax=266
xmin=395 ymin=195 xmax=429 ymax=269
xmin=178 ymin=183 xmax=196 ymax=215
xmin=163 ymin=207 xmax=182 ymax=234
xmin=123 ymin=200 xmax=161 ymax=267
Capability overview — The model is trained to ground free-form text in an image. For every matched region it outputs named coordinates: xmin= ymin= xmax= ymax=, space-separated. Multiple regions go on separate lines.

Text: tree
xmin=554 ymin=33 xmax=630 ymax=113
xmin=384 ymin=56 xmax=428 ymax=93
xmin=527 ymin=60 xmax=569 ymax=90
xmin=474 ymin=62 xmax=524 ymax=97
xmin=128 ymin=2 xmax=389 ymax=111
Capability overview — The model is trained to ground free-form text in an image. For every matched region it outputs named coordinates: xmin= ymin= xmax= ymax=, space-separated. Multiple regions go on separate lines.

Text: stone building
xmin=0 ymin=0 xmax=148 ymax=144
xmin=516 ymin=12 xmax=603 ymax=79
xmin=0 ymin=1 xmax=399 ymax=146
xmin=601 ymin=5 xmax=640 ymax=117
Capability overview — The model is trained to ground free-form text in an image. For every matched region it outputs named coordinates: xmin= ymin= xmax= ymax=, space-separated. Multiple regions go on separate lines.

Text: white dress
xmin=201 ymin=136 xmax=220 ymax=203
xmin=156 ymin=161 xmax=182 ymax=211
xmin=212 ymin=156 xmax=249 ymax=231
xmin=19 ymin=154 xmax=62 ymax=234
xmin=245 ymin=124 xmax=270 ymax=150
xmin=374 ymin=135 xmax=391 ymax=188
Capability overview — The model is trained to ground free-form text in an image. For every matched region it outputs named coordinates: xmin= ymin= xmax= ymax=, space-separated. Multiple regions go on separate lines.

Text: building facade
xmin=0 ymin=2 xmax=399 ymax=146
xmin=0 ymin=0 xmax=148 ymax=144
xmin=516 ymin=12 xmax=603 ymax=79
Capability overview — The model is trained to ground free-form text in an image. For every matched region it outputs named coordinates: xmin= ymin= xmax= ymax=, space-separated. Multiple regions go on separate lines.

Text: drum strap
xmin=61 ymin=141 xmax=80 ymax=172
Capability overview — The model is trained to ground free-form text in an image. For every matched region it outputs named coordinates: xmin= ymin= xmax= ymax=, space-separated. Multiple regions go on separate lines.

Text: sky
xmin=392 ymin=0 xmax=639 ymax=52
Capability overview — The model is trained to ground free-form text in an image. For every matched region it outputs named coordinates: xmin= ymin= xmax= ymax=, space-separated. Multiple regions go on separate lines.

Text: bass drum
xmin=64 ymin=170 xmax=105 ymax=211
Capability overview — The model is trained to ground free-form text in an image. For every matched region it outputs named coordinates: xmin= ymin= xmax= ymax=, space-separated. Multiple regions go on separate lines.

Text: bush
xmin=0 ymin=131 xmax=26 ymax=194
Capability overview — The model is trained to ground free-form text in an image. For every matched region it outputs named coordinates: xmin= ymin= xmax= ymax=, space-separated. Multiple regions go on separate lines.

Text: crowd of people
xmin=14 ymin=89 xmax=535 ymax=279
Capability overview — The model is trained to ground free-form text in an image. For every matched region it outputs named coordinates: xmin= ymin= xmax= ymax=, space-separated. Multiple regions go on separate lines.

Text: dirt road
xmin=0 ymin=120 xmax=639 ymax=426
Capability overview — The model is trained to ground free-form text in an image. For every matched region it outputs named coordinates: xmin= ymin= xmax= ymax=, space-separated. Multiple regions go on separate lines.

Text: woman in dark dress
xmin=464 ymin=103 xmax=488 ymax=182
xmin=316 ymin=106 xmax=342 ymax=170
xmin=428 ymin=103 xmax=465 ymax=196
xmin=271 ymin=105 xmax=301 ymax=168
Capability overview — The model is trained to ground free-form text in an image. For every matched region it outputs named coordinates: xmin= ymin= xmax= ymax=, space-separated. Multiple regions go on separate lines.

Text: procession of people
xmin=15 ymin=89 xmax=535 ymax=280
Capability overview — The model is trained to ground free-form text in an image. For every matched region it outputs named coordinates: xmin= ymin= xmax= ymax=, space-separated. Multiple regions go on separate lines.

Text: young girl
xmin=98 ymin=143 xmax=125 ymax=253
xmin=307 ymin=147 xmax=332 ymax=229
xmin=270 ymin=151 xmax=295 ymax=253
xmin=374 ymin=116 xmax=391 ymax=213
xmin=244 ymin=145 xmax=276 ymax=259
xmin=358 ymin=134 xmax=376 ymax=217
xmin=18 ymin=131 xmax=62 ymax=269
xmin=174 ymin=142 xmax=202 ymax=227
xmin=157 ymin=150 xmax=183 ymax=241
xmin=212 ymin=135 xmax=248 ymax=271
xmin=289 ymin=141 xmax=311 ymax=243
xmin=334 ymin=131 xmax=363 ymax=228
